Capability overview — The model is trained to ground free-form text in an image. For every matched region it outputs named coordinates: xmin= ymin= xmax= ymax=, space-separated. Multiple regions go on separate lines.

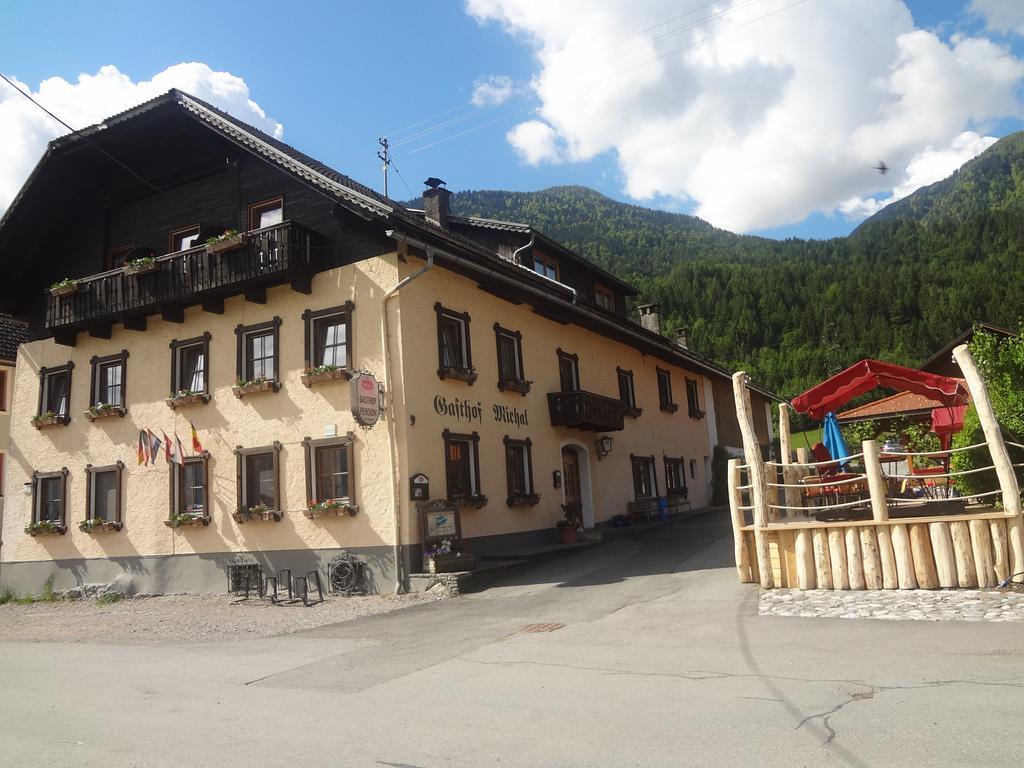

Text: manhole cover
xmin=516 ymin=623 xmax=565 ymax=633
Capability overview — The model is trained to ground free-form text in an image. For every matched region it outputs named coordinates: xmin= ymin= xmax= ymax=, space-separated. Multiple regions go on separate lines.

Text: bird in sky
xmin=873 ymin=161 xmax=889 ymax=175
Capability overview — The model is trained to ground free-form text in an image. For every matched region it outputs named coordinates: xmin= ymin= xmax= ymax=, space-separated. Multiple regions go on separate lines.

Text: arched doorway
xmin=559 ymin=441 xmax=595 ymax=528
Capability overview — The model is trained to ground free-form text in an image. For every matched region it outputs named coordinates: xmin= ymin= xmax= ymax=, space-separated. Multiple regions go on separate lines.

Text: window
xmin=504 ymin=436 xmax=538 ymax=506
xmin=494 ymin=323 xmax=528 ymax=392
xmin=595 ymin=284 xmax=616 ymax=312
xmin=557 ymin=348 xmax=580 ymax=392
xmin=170 ymin=333 xmax=211 ymax=397
xmin=686 ymin=378 xmax=704 ymax=418
xmin=168 ymin=225 xmax=200 ymax=252
xmin=302 ymin=302 xmax=353 ymax=372
xmin=435 ymin=303 xmax=475 ymax=381
xmin=443 ymin=430 xmax=482 ymax=501
xmin=33 ymin=470 xmax=68 ymax=526
xmin=533 ymin=252 xmax=559 ymax=280
xmin=37 ymin=362 xmax=73 ymax=421
xmin=249 ymin=197 xmax=284 ymax=230
xmin=631 ymin=455 xmax=658 ymax=500
xmin=303 ymin=434 xmax=356 ymax=506
xmin=690 ymin=459 xmax=697 ymax=481
xmin=656 ymin=367 xmax=678 ymax=413
xmin=170 ymin=453 xmax=210 ymax=518
xmin=90 ymin=350 xmax=128 ymax=409
xmin=85 ymin=462 xmax=124 ymax=524
xmin=665 ymin=457 xmax=687 ymax=497
xmin=235 ymin=443 xmax=282 ymax=512
xmin=0 ymin=369 xmax=7 ymax=411
xmin=617 ymin=367 xmax=640 ymax=416
xmin=235 ymin=317 xmax=282 ymax=387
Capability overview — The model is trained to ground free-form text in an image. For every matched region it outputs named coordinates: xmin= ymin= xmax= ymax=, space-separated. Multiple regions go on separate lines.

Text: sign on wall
xmin=351 ymin=373 xmax=381 ymax=427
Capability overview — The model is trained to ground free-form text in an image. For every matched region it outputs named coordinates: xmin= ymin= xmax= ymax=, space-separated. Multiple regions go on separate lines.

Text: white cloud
xmin=0 ymin=63 xmax=283 ymax=215
xmin=971 ymin=0 xmax=1024 ymax=35
xmin=506 ymin=119 xmax=562 ymax=164
xmin=472 ymin=74 xmax=515 ymax=106
xmin=466 ymin=0 xmax=1024 ymax=232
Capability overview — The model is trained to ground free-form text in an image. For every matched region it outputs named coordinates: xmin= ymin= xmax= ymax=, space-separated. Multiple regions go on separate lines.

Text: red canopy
xmin=932 ymin=404 xmax=969 ymax=450
xmin=791 ymin=359 xmax=969 ymax=421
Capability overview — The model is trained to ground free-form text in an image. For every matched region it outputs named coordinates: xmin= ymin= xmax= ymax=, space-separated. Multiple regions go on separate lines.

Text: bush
xmin=950 ymin=406 xmax=996 ymax=498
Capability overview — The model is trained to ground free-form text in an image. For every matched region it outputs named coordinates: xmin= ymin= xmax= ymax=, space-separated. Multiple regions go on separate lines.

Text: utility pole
xmin=377 ymin=137 xmax=390 ymax=197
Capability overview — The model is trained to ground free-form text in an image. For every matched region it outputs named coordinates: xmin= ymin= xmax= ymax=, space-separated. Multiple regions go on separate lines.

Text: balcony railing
xmin=547 ymin=390 xmax=625 ymax=432
xmin=45 ymin=221 xmax=315 ymax=331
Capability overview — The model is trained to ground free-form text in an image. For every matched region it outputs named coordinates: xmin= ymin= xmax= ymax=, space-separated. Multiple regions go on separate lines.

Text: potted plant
xmin=557 ymin=505 xmax=580 ymax=545
xmin=304 ymin=498 xmax=358 ymax=518
xmin=85 ymin=402 xmax=126 ymax=421
xmin=301 ymin=364 xmax=351 ymax=387
xmin=123 ymin=256 xmax=157 ymax=275
xmin=31 ymin=411 xmax=67 ymax=429
xmin=164 ymin=511 xmax=210 ymax=528
xmin=49 ymin=277 xmax=79 ymax=297
xmin=232 ymin=377 xmax=276 ymax=398
xmin=508 ymin=493 xmax=542 ymax=508
xmin=79 ymin=518 xmax=122 ymax=533
xmin=165 ymin=389 xmax=209 ymax=409
xmin=498 ymin=378 xmax=533 ymax=395
xmin=424 ymin=538 xmax=476 ymax=573
xmin=460 ymin=494 xmax=488 ymax=510
xmin=25 ymin=520 xmax=67 ymax=536
xmin=205 ymin=228 xmax=248 ymax=255
xmin=233 ymin=503 xmax=282 ymax=523
xmin=438 ymin=366 xmax=479 ymax=384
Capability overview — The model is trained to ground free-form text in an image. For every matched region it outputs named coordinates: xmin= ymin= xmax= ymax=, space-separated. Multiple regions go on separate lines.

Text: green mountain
xmin=441 ymin=133 xmax=1024 ymax=399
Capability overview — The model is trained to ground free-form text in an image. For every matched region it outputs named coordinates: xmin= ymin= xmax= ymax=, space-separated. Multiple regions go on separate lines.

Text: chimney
xmin=422 ymin=177 xmax=451 ymax=228
xmin=674 ymin=327 xmax=689 ymax=349
xmin=638 ymin=304 xmax=661 ymax=335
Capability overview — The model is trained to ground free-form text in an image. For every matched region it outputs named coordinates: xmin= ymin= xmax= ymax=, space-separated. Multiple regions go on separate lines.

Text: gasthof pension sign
xmin=351 ymin=373 xmax=381 ymax=427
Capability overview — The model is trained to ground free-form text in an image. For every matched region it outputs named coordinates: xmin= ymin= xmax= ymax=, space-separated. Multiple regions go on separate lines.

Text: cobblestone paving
xmin=759 ymin=588 xmax=1024 ymax=622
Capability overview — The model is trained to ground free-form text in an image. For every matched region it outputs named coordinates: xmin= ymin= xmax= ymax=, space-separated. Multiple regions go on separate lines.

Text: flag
xmin=137 ymin=430 xmax=147 ymax=466
xmin=147 ymin=430 xmax=162 ymax=467
xmin=191 ymin=422 xmax=203 ymax=453
xmin=162 ymin=431 xmax=173 ymax=464
xmin=173 ymin=434 xmax=185 ymax=466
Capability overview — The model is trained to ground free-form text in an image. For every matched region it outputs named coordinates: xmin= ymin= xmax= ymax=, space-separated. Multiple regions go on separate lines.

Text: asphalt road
xmin=2 ymin=511 xmax=1023 ymax=767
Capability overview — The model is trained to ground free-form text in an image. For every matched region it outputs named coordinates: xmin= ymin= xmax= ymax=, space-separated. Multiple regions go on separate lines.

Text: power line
xmin=400 ymin=0 xmax=808 ymax=157
xmin=388 ymin=157 xmax=416 ymax=201
xmin=0 ymin=72 xmax=165 ymax=195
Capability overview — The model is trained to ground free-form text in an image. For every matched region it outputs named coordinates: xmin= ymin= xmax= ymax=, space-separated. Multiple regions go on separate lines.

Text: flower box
xmin=438 ymin=367 xmax=478 ymax=384
xmin=304 ymin=500 xmax=358 ymax=519
xmin=625 ymin=406 xmax=643 ymax=418
xmin=232 ymin=380 xmax=276 ymax=398
xmin=25 ymin=521 xmax=67 ymax=536
xmin=507 ymin=493 xmax=541 ymax=508
xmin=498 ymin=379 xmax=532 ymax=395
xmin=31 ymin=413 xmax=69 ymax=429
xmin=206 ymin=232 xmax=248 ymax=255
xmin=164 ymin=514 xmax=210 ymax=528
xmin=165 ymin=392 xmax=209 ymax=409
xmin=660 ymin=403 xmax=680 ymax=414
xmin=123 ymin=260 xmax=156 ymax=276
xmin=79 ymin=519 xmax=123 ymax=533
xmin=301 ymin=367 xmax=351 ymax=387
xmin=85 ymin=404 xmax=127 ymax=422
xmin=428 ymin=553 xmax=476 ymax=573
xmin=49 ymin=281 xmax=78 ymax=297
xmin=458 ymin=494 xmax=489 ymax=510
xmin=232 ymin=508 xmax=283 ymax=523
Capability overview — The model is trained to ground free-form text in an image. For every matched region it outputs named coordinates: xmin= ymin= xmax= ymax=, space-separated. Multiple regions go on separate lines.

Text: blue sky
xmin=3 ymin=1 xmax=1024 ymax=239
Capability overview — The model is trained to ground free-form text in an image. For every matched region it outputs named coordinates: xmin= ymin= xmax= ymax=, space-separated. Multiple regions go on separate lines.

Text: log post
xmin=727 ymin=458 xmax=753 ymax=583
xmin=828 ymin=528 xmax=849 ymax=590
xmin=779 ymin=403 xmax=804 ymax=514
xmin=875 ymin=527 xmax=899 ymax=589
xmin=891 ymin=524 xmax=918 ymax=589
xmin=862 ymin=440 xmax=889 ymax=522
xmin=910 ymin=523 xmax=939 ymax=589
xmin=928 ymin=521 xmax=958 ymax=588
xmin=859 ymin=528 xmax=883 ymax=590
xmin=991 ymin=517 xmax=1010 ymax=584
xmin=732 ymin=372 xmax=773 ymax=588
xmin=812 ymin=528 xmax=833 ymax=589
xmin=949 ymin=520 xmax=978 ymax=588
xmin=969 ymin=518 xmax=996 ymax=588
xmin=795 ymin=529 xmax=816 ymax=589
xmin=953 ymin=343 xmax=1024 ymax=576
xmin=845 ymin=527 xmax=866 ymax=590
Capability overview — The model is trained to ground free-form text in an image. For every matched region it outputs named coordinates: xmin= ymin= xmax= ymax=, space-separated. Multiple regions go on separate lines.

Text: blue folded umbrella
xmin=822 ymin=412 xmax=850 ymax=466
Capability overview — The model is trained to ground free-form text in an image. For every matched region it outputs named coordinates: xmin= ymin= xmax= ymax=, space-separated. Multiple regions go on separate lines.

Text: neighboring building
xmin=0 ymin=90 xmax=775 ymax=595
xmin=0 ymin=315 xmax=29 ymax=550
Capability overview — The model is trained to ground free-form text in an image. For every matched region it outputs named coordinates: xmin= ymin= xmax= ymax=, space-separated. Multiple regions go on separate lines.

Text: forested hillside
xmin=440 ymin=132 xmax=1024 ymax=397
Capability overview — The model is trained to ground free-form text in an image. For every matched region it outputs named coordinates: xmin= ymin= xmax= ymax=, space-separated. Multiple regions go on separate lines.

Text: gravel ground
xmin=0 ymin=592 xmax=434 ymax=644
xmin=760 ymin=587 xmax=1024 ymax=622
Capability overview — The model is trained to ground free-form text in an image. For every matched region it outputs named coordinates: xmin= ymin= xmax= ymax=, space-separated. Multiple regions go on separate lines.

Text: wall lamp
xmin=595 ymin=435 xmax=614 ymax=460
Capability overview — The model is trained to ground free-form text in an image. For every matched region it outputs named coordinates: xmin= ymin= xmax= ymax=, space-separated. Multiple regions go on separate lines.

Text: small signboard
xmin=410 ymin=473 xmax=430 ymax=501
xmin=419 ymin=499 xmax=460 ymax=542
xmin=351 ymin=373 xmax=381 ymax=427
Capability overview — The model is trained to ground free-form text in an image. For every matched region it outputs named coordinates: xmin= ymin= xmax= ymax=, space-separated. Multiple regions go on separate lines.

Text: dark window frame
xmin=31 ymin=468 xmax=69 ymax=528
xmin=493 ymin=323 xmax=529 ymax=394
xmin=656 ymin=366 xmax=678 ymax=413
xmin=686 ymin=377 xmax=705 ymax=419
xmin=234 ymin=317 xmax=282 ymax=389
xmin=617 ymin=366 xmax=642 ymax=417
xmin=557 ymin=348 xmax=580 ymax=392
xmin=594 ymin=283 xmax=616 ymax=312
xmin=630 ymin=454 xmax=659 ymax=500
xmin=0 ymin=368 xmax=7 ymax=411
xmin=169 ymin=333 xmax=211 ymax=399
xmin=89 ymin=350 xmax=129 ymax=410
xmin=303 ymin=433 xmax=357 ymax=507
xmin=503 ymin=435 xmax=539 ymax=507
xmin=248 ymin=196 xmax=285 ymax=231
xmin=443 ymin=429 xmax=483 ymax=502
xmin=435 ymin=302 xmax=476 ymax=382
xmin=37 ymin=362 xmax=74 ymax=423
xmin=105 ymin=243 xmax=135 ymax=271
xmin=302 ymin=302 xmax=354 ymax=373
xmin=85 ymin=461 xmax=125 ymax=525
xmin=168 ymin=224 xmax=201 ymax=253
xmin=664 ymin=457 xmax=688 ymax=497
xmin=169 ymin=451 xmax=212 ymax=519
xmin=533 ymin=252 xmax=559 ymax=281
xmin=235 ymin=442 xmax=282 ymax=513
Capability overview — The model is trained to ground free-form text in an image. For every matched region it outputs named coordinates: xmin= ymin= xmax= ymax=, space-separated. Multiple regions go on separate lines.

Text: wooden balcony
xmin=547 ymin=390 xmax=625 ymax=432
xmin=45 ymin=221 xmax=315 ymax=341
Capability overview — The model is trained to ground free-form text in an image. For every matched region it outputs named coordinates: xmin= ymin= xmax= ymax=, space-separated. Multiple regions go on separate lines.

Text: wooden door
xmin=561 ymin=446 xmax=582 ymax=525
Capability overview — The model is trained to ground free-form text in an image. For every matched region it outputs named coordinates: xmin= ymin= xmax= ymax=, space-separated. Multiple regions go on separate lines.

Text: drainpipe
xmin=511 ymin=235 xmax=535 ymax=265
xmin=381 ymin=230 xmax=433 ymax=594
